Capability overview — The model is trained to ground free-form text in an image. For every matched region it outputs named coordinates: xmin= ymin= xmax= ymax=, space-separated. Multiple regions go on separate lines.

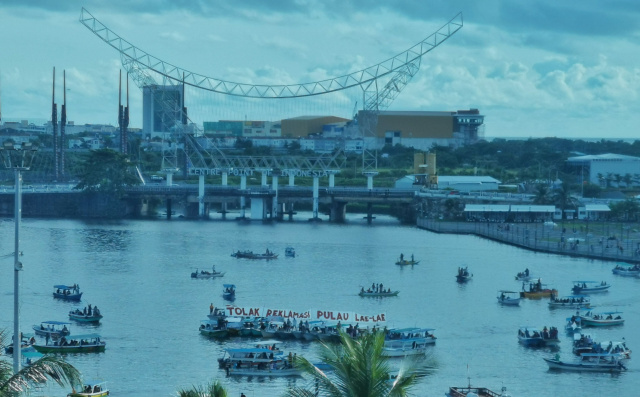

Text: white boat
xmin=572 ymin=333 xmax=631 ymax=359
xmin=384 ymin=327 xmax=436 ymax=356
xmin=32 ymin=321 xmax=71 ymax=338
xmin=564 ymin=316 xmax=582 ymax=334
xmin=571 ymin=280 xmax=610 ymax=294
xmin=497 ymin=290 xmax=520 ymax=306
xmin=219 ymin=346 xmax=301 ymax=377
xmin=517 ymin=326 xmax=560 ymax=347
xmin=548 ymin=294 xmax=591 ymax=309
xmin=223 ymin=284 xmax=236 ymax=300
xmin=191 ymin=266 xmax=225 ymax=279
xmin=543 ymin=353 xmax=626 ymax=372
xmin=514 ymin=268 xmax=534 ymax=281
xmin=578 ymin=310 xmax=625 ymax=327
xmin=612 ymin=264 xmax=640 ymax=277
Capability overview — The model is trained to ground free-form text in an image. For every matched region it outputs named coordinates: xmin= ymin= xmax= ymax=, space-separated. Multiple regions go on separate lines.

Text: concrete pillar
xmin=310 ymin=176 xmax=320 ymax=221
xmin=271 ymin=175 xmax=279 ymax=219
xmin=289 ymin=174 xmax=295 ymax=187
xmin=166 ymin=199 xmax=172 ymax=220
xmin=198 ymin=174 xmax=206 ymax=218
xmin=363 ymin=171 xmax=378 ymax=190
xmin=329 ymin=173 xmax=335 ymax=188
xmin=221 ymin=170 xmax=229 ymax=217
xmin=330 ymin=201 xmax=347 ymax=222
xmin=261 ymin=171 xmax=268 ymax=187
xmin=287 ymin=202 xmax=295 ymax=221
xmin=239 ymin=175 xmax=247 ymax=219
xmin=166 ymin=173 xmax=174 ymax=186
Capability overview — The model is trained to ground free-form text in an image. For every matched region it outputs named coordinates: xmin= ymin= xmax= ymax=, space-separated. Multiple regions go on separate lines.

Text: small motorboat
xmin=285 ymin=246 xmax=296 ymax=257
xmin=69 ymin=305 xmax=103 ymax=323
xmin=231 ymin=249 xmax=278 ymax=260
xmin=359 ymin=288 xmax=399 ymax=297
xmin=517 ymin=326 xmax=560 ymax=347
xmin=33 ymin=333 xmax=106 ymax=354
xmin=191 ymin=266 xmax=225 ymax=279
xmin=68 ymin=381 xmax=109 ymax=397
xmin=612 ymin=263 xmax=640 ymax=277
xmin=497 ymin=290 xmax=520 ymax=306
xmin=519 ymin=279 xmax=556 ymax=299
xmin=514 ymin=268 xmax=534 ymax=281
xmin=548 ymin=294 xmax=591 ymax=309
xmin=572 ymin=280 xmax=610 ymax=294
xmin=578 ymin=310 xmax=624 ymax=327
xmin=395 ymin=254 xmax=419 ymax=266
xmin=543 ymin=353 xmax=626 ymax=372
xmin=456 ymin=266 xmax=472 ymax=282
xmin=447 ymin=385 xmax=511 ymax=397
xmin=32 ymin=321 xmax=71 ymax=338
xmin=223 ymin=284 xmax=236 ymax=300
xmin=199 ymin=320 xmax=229 ymax=338
xmin=53 ymin=284 xmax=82 ymax=301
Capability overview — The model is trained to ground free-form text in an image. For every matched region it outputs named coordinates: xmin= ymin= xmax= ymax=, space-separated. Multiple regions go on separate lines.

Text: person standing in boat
xmin=400 ymin=253 xmax=404 ymax=261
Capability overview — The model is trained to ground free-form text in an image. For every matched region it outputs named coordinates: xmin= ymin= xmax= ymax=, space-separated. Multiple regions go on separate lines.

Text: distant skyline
xmin=1 ymin=1 xmax=639 ymax=139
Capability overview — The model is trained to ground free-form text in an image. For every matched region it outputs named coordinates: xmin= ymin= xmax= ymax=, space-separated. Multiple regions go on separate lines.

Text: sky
xmin=1 ymin=0 xmax=640 ymax=139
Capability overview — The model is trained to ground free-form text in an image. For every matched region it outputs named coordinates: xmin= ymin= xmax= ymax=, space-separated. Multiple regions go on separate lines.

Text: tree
xmin=552 ymin=181 xmax=579 ymax=219
xmin=285 ymin=331 xmax=428 ymax=397
xmin=0 ymin=330 xmax=82 ymax=396
xmin=177 ymin=381 xmax=227 ymax=397
xmin=75 ymin=149 xmax=141 ymax=196
xmin=532 ymin=184 xmax=550 ymax=204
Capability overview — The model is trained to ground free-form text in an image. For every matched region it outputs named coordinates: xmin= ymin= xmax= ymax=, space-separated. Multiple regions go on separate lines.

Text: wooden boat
xmin=285 ymin=246 xmax=296 ymax=257
xmin=223 ymin=284 xmax=236 ymax=300
xmin=447 ymin=385 xmax=509 ymax=397
xmin=456 ymin=266 xmax=472 ymax=282
xmin=517 ymin=326 xmax=560 ymax=347
xmin=68 ymin=381 xmax=109 ymax=397
xmin=497 ymin=290 xmax=520 ymax=306
xmin=578 ymin=310 xmax=624 ymax=327
xmin=69 ymin=305 xmax=103 ymax=323
xmin=53 ymin=284 xmax=82 ymax=301
xmin=548 ymin=294 xmax=590 ymax=309
xmin=191 ymin=266 xmax=225 ymax=279
xmin=572 ymin=280 xmax=610 ymax=294
xmin=231 ymin=250 xmax=278 ymax=260
xmin=33 ymin=334 xmax=106 ymax=354
xmin=3 ymin=334 xmax=36 ymax=354
xmin=612 ymin=263 xmax=640 ymax=277
xmin=32 ymin=321 xmax=71 ymax=338
xmin=359 ymin=288 xmax=399 ymax=297
xmin=395 ymin=255 xmax=419 ymax=266
xmin=543 ymin=353 xmax=626 ymax=372
xmin=199 ymin=320 xmax=228 ymax=338
xmin=519 ymin=279 xmax=556 ymax=299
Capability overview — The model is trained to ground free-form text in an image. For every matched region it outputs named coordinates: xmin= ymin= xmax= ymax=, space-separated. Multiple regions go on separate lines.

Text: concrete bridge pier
xmin=186 ymin=202 xmax=200 ymax=218
xmin=198 ymin=174 xmax=208 ymax=218
xmin=271 ymin=174 xmax=279 ymax=220
xmin=328 ymin=170 xmax=339 ymax=188
xmin=309 ymin=176 xmax=321 ymax=222
xmin=285 ymin=202 xmax=296 ymax=221
xmin=364 ymin=202 xmax=376 ymax=224
xmin=219 ymin=170 xmax=229 ymax=218
xmin=330 ymin=201 xmax=347 ymax=222
xmin=288 ymin=174 xmax=295 ymax=187
xmin=238 ymin=175 xmax=247 ymax=220
xmin=166 ymin=199 xmax=173 ymax=220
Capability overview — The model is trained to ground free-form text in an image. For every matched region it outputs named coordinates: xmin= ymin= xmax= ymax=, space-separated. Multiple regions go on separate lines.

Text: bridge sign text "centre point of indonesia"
xmin=222 ymin=305 xmax=386 ymax=324
xmin=189 ymin=168 xmax=337 ymax=178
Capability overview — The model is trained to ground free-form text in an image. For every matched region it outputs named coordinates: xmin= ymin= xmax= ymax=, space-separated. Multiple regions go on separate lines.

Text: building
xmin=281 ymin=116 xmax=350 ymax=138
xmin=142 ymin=84 xmax=184 ymax=138
xmin=566 ymin=153 xmax=640 ymax=187
xmin=394 ymin=174 xmax=500 ymax=192
xmin=357 ymin=109 xmax=484 ymax=150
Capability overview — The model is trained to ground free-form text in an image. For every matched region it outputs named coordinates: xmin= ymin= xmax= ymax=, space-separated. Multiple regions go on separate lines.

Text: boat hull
xmin=543 ymin=358 xmax=624 ymax=372
xmin=497 ymin=297 xmax=520 ymax=306
xmin=395 ymin=260 xmax=419 ymax=266
xmin=227 ymin=368 xmax=301 ymax=377
xmin=447 ymin=386 xmax=503 ymax=397
xmin=200 ymin=329 xmax=228 ymax=338
xmin=580 ymin=318 xmax=624 ymax=327
xmin=68 ymin=313 xmax=103 ymax=323
xmin=520 ymin=289 xmax=557 ymax=299
xmin=359 ymin=291 xmax=399 ymax=297
xmin=33 ymin=344 xmax=105 ymax=354
xmin=53 ymin=292 xmax=83 ymax=301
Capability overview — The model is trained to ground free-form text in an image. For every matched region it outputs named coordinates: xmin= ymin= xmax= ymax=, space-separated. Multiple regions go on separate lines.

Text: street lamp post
xmin=1 ymin=142 xmax=37 ymax=374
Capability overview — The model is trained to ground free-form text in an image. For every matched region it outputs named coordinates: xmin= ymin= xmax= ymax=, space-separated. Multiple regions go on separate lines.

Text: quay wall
xmin=417 ymin=218 xmax=640 ymax=264
xmin=0 ymin=192 xmax=133 ymax=218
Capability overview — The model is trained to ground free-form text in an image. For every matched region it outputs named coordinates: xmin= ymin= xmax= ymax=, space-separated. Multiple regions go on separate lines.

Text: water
xmin=1 ymin=214 xmax=639 ymax=397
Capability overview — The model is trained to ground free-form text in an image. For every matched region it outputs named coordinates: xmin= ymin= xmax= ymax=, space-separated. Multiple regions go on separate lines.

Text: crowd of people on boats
xmin=518 ymin=326 xmax=558 ymax=340
xmin=580 ymin=310 xmax=621 ymax=320
xmin=361 ymin=282 xmax=392 ymax=294
xmin=550 ymin=295 xmax=587 ymax=304
xmin=56 ymin=284 xmax=80 ymax=295
xmin=51 ymin=335 xmax=98 ymax=347
xmin=515 ymin=268 xmax=530 ymax=279
xmin=523 ymin=278 xmax=544 ymax=292
xmin=70 ymin=304 xmax=100 ymax=317
xmin=457 ymin=267 xmax=470 ymax=277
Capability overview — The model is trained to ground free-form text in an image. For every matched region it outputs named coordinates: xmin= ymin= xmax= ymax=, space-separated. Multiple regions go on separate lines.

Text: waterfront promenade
xmin=418 ymin=218 xmax=640 ymax=264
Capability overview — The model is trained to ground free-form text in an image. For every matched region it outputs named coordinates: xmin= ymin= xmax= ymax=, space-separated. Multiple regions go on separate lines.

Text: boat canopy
xmin=388 ymin=327 xmax=434 ymax=333
xmin=39 ymin=320 xmax=72 ymax=325
xmin=67 ymin=333 xmax=102 ymax=339
xmin=53 ymin=285 xmax=76 ymax=290
xmin=225 ymin=348 xmax=276 ymax=354
xmin=255 ymin=340 xmax=282 ymax=346
xmin=223 ymin=284 xmax=236 ymax=288
xmin=572 ymin=281 xmax=600 ymax=284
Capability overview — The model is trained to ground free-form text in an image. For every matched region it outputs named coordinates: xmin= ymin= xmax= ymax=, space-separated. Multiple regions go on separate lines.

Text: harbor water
xmin=1 ymin=214 xmax=639 ymax=396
